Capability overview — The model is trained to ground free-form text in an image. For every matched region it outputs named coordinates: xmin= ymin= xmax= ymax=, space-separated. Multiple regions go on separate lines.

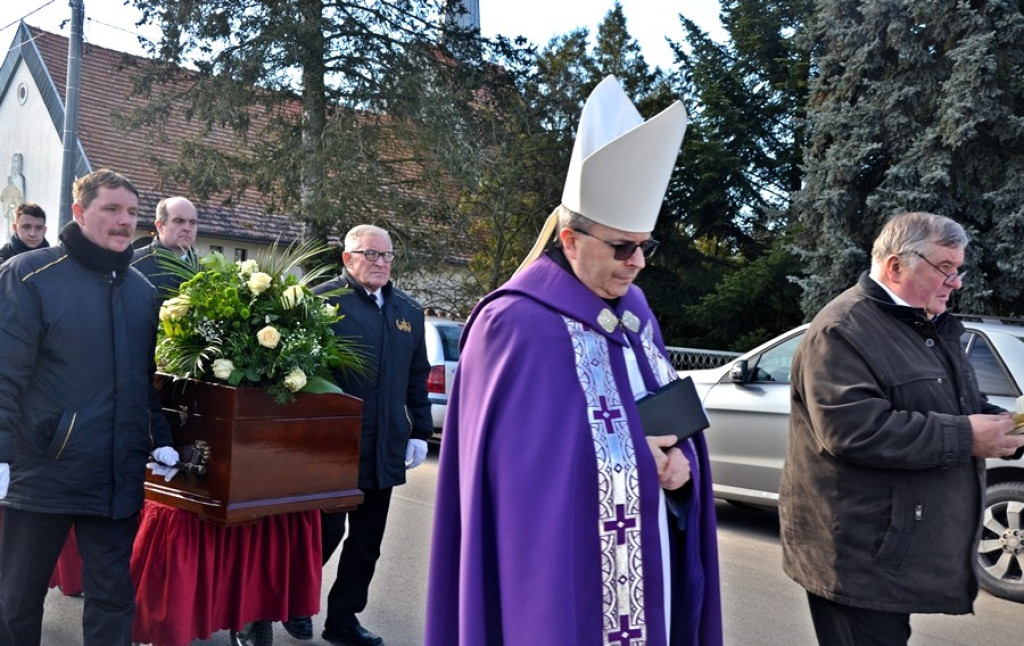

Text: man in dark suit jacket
xmin=131 ymin=196 xmax=198 ymax=298
xmin=283 ymin=224 xmax=432 ymax=646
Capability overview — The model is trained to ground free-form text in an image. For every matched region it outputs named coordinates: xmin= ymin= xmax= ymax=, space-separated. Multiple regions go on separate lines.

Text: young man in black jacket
xmin=0 ymin=202 xmax=49 ymax=264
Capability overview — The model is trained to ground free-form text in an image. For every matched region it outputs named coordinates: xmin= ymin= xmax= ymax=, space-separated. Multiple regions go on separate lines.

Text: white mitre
xmin=515 ymin=75 xmax=688 ymax=273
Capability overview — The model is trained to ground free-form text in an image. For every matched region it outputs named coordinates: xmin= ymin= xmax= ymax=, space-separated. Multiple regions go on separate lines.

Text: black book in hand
xmin=636 ymin=376 xmax=710 ymax=443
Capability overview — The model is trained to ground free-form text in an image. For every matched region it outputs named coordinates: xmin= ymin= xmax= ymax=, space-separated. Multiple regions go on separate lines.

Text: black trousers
xmin=0 ymin=508 xmax=138 ymax=646
xmin=806 ymin=591 xmax=912 ymax=646
xmin=320 ymin=487 xmax=393 ymax=634
xmin=0 ymin=598 xmax=13 ymax=646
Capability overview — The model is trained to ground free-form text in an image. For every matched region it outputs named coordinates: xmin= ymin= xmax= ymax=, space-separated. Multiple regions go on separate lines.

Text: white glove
xmin=152 ymin=446 xmax=179 ymax=466
xmin=0 ymin=463 xmax=8 ymax=499
xmin=405 ymin=438 xmax=428 ymax=470
xmin=147 ymin=446 xmax=180 ymax=482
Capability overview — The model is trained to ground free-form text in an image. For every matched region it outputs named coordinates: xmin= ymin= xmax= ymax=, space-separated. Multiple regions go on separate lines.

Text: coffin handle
xmin=175 ymin=440 xmax=210 ymax=476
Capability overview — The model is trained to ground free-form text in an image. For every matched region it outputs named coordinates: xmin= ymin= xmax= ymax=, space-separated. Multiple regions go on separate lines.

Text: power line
xmin=87 ymin=15 xmax=154 ymax=47
xmin=3 ymin=5 xmax=157 ymax=58
xmin=0 ymin=0 xmax=59 ymax=34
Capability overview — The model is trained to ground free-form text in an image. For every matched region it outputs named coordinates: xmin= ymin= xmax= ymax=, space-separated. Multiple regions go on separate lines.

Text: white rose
xmin=323 ymin=302 xmax=339 ymax=317
xmin=236 ymin=259 xmax=259 ymax=277
xmin=283 ymin=367 xmax=307 ymax=392
xmin=212 ymin=358 xmax=235 ymax=380
xmin=256 ymin=325 xmax=281 ymax=349
xmin=159 ymin=295 xmax=190 ymax=321
xmin=247 ymin=272 xmax=272 ymax=295
xmin=281 ymin=284 xmax=306 ymax=309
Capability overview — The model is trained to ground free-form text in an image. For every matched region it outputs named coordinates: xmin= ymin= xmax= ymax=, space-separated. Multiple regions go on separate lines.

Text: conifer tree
xmin=794 ymin=0 xmax=1024 ymax=317
xmin=124 ymin=0 xmax=479 ymax=247
xmin=660 ymin=0 xmax=812 ymax=347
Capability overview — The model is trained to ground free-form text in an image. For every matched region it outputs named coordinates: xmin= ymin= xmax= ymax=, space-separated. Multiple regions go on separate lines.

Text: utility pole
xmin=58 ymin=0 xmax=85 ymax=228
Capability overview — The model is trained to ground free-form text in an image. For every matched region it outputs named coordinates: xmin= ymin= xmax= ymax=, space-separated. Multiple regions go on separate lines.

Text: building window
xmin=234 ymin=248 xmax=247 ymax=262
xmin=210 ymin=245 xmax=223 ymax=254
xmin=16 ymin=83 xmax=28 ymax=105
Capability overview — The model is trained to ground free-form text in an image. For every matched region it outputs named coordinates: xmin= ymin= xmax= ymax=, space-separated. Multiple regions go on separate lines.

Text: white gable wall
xmin=0 ymin=57 xmax=65 ymax=247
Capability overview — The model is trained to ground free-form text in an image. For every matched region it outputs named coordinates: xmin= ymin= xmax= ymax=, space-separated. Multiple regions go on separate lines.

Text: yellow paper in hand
xmin=1014 ymin=396 xmax=1024 ymax=434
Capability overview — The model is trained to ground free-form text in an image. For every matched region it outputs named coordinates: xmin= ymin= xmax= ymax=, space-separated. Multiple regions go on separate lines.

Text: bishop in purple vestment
xmin=425 ymin=76 xmax=722 ymax=646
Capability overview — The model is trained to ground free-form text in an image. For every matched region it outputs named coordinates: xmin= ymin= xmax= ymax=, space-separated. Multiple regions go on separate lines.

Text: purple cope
xmin=425 ymin=254 xmax=722 ymax=646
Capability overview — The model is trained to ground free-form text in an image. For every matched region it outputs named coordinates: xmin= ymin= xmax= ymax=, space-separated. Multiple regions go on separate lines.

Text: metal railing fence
xmin=665 ymin=347 xmax=741 ymax=371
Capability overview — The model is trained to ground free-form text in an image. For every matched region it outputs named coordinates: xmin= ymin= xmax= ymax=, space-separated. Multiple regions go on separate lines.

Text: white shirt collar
xmin=870 ymin=274 xmax=911 ymax=307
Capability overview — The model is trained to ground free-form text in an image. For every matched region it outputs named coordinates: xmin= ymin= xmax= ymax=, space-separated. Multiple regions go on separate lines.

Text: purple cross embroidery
xmin=603 ymin=503 xmax=637 ymax=545
xmin=590 ymin=395 xmax=622 ymax=434
xmin=608 ymin=614 xmax=643 ymax=645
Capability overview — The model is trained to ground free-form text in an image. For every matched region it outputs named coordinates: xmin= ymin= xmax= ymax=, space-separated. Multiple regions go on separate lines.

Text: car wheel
xmin=976 ymin=481 xmax=1024 ymax=602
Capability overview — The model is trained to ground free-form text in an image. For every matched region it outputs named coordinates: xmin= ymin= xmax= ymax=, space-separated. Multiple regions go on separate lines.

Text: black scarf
xmin=59 ymin=221 xmax=134 ymax=275
xmin=6 ymin=233 xmax=50 ymax=256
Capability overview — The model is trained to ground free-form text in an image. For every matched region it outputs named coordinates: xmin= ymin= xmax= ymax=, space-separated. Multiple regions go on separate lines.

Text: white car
xmin=424 ymin=317 xmax=465 ymax=431
xmin=681 ymin=316 xmax=1024 ymax=602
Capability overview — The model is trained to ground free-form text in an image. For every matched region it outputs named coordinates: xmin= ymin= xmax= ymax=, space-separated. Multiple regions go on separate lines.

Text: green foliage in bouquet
xmin=155 ymin=240 xmax=366 ymax=403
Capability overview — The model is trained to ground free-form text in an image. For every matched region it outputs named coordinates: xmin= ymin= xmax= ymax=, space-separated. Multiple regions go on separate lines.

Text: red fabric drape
xmin=130 ymin=501 xmax=322 ymax=646
xmin=48 ymin=526 xmax=84 ymax=596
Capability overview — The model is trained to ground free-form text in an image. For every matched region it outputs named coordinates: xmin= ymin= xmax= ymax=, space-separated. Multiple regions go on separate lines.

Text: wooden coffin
xmin=144 ymin=377 xmax=364 ymax=526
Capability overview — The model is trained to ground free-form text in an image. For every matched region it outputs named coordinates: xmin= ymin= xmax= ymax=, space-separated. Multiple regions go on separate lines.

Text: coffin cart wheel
xmin=230 ymin=620 xmax=273 ymax=646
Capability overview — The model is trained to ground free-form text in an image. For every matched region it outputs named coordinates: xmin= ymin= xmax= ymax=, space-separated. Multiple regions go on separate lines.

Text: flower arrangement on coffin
xmin=155 ymin=241 xmax=365 ymax=404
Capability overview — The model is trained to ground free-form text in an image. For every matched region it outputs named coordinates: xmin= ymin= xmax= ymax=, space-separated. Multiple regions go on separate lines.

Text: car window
xmin=962 ymin=332 xmax=1017 ymax=397
xmin=435 ymin=324 xmax=464 ymax=362
xmin=750 ymin=333 xmax=803 ymax=383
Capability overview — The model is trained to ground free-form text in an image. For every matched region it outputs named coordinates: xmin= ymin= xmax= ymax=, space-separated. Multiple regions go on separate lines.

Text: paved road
xmin=42 ymin=442 xmax=1021 ymax=645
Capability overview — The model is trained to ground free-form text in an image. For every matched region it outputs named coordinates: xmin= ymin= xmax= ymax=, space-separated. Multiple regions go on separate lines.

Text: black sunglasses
xmin=571 ymin=228 xmax=659 ymax=261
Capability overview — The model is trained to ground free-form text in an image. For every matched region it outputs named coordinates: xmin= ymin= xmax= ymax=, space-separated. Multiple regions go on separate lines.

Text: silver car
xmin=681 ymin=317 xmax=1024 ymax=602
xmin=424 ymin=317 xmax=465 ymax=431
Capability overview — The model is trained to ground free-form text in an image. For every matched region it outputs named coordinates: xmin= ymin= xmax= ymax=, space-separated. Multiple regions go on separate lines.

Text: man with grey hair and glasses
xmin=780 ymin=211 xmax=1024 ymax=645
xmin=284 ymin=224 xmax=432 ymax=646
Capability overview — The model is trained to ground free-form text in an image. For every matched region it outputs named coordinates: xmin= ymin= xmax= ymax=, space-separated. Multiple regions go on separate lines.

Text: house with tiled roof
xmin=0 ymin=22 xmax=302 ymax=261
xmin=1 ymin=21 xmax=488 ymax=317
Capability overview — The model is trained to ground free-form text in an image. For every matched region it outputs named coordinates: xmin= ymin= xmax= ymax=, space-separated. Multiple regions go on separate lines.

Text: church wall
xmin=0 ymin=58 xmax=64 ymax=245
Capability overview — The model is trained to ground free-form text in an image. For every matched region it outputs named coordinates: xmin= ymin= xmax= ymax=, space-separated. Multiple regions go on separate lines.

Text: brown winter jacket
xmin=779 ymin=272 xmax=1000 ymax=614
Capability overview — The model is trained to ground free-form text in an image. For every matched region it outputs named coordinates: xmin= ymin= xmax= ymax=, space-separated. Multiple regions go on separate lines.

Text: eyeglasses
xmin=351 ymin=249 xmax=398 ymax=263
xmin=571 ymin=228 xmax=659 ymax=261
xmin=911 ymin=250 xmax=967 ymax=286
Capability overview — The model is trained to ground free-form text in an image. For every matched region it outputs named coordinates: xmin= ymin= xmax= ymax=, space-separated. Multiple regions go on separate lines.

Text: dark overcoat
xmin=780 ymin=273 xmax=999 ymax=614
xmin=313 ymin=271 xmax=432 ymax=489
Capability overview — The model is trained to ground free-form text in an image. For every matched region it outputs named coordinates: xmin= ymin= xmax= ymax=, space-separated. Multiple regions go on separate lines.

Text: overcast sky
xmin=1 ymin=0 xmax=724 ymax=70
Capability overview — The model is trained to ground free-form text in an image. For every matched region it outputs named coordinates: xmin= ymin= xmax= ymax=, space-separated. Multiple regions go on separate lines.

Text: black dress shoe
xmin=321 ymin=623 xmax=384 ymax=646
xmin=281 ymin=615 xmax=313 ymax=640
xmin=231 ymin=621 xmax=273 ymax=646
